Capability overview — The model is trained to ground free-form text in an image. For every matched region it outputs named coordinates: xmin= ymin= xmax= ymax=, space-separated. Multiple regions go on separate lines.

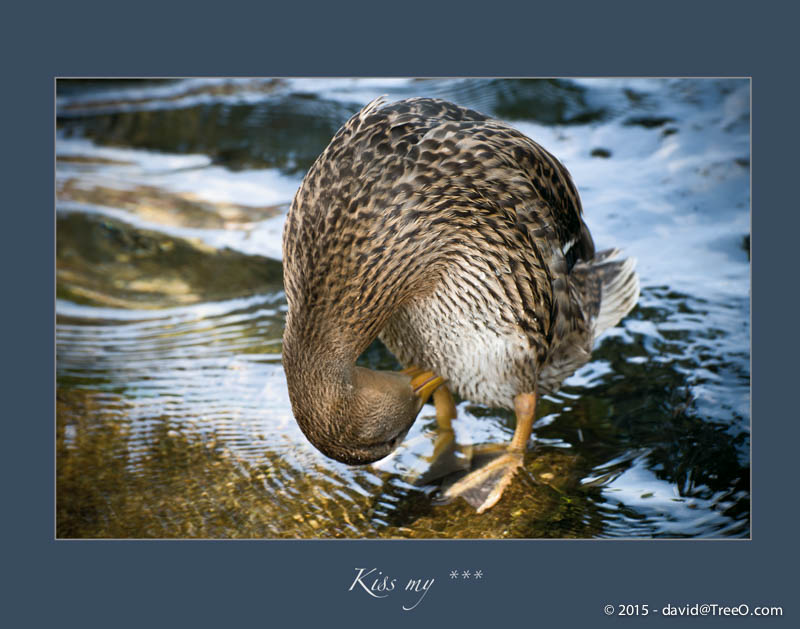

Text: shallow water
xmin=56 ymin=78 xmax=750 ymax=538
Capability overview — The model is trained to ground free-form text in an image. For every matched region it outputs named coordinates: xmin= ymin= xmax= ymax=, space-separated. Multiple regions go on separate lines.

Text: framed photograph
xmin=56 ymin=77 xmax=750 ymax=543
xmin=13 ymin=4 xmax=791 ymax=626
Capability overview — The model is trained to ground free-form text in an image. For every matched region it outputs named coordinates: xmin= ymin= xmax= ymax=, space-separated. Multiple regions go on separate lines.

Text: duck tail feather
xmin=591 ymin=250 xmax=640 ymax=340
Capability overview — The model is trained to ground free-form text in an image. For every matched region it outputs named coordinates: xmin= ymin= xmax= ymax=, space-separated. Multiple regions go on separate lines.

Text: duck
xmin=281 ymin=96 xmax=639 ymax=513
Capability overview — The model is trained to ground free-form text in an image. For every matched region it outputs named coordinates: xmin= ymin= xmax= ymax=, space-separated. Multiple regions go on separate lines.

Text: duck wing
xmin=538 ymin=249 xmax=640 ymax=393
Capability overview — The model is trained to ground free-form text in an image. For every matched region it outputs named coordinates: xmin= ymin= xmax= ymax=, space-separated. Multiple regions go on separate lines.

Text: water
xmin=56 ymin=78 xmax=750 ymax=538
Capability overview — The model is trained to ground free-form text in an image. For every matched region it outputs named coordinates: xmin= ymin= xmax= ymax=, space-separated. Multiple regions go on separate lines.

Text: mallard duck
xmin=282 ymin=97 xmax=639 ymax=513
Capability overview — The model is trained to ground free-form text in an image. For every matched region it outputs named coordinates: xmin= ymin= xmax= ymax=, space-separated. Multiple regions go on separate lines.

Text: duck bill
xmin=409 ymin=370 xmax=445 ymax=405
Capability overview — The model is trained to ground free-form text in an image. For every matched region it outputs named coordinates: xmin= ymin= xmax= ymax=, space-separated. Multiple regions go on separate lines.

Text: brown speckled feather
xmin=282 ymin=97 xmax=638 ymax=409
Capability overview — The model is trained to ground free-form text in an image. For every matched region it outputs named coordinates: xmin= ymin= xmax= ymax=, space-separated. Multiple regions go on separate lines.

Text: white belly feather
xmin=379 ymin=282 xmax=535 ymax=410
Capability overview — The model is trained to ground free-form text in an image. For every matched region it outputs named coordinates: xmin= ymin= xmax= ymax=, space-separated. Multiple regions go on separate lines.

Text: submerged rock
xmin=57 ymin=211 xmax=283 ymax=309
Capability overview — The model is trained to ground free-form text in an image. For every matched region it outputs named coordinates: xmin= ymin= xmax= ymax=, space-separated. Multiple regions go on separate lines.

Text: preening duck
xmin=282 ymin=97 xmax=639 ymax=513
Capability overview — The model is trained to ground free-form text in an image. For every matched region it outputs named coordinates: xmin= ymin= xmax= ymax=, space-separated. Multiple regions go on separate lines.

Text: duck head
xmin=283 ymin=354 xmax=443 ymax=465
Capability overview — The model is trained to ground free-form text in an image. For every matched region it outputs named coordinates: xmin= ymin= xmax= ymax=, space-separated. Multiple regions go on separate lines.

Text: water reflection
xmin=56 ymin=77 xmax=750 ymax=538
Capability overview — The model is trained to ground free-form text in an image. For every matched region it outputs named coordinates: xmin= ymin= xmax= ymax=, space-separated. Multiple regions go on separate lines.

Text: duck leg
xmin=399 ymin=367 xmax=472 ymax=483
xmin=420 ymin=384 xmax=475 ymax=477
xmin=438 ymin=391 xmax=537 ymax=513
xmin=432 ymin=384 xmax=456 ymax=441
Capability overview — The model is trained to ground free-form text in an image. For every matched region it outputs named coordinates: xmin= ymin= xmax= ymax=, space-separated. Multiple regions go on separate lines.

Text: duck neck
xmin=282 ymin=323 xmax=423 ymax=465
xmin=282 ymin=324 xmax=357 ymax=422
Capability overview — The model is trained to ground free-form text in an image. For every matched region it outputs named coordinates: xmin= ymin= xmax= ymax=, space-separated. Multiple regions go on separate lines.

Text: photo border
xmin=11 ymin=3 xmax=788 ymax=626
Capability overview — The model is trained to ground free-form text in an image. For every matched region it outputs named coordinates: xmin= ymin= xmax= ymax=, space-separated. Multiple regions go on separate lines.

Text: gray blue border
xmin=8 ymin=2 xmax=793 ymax=626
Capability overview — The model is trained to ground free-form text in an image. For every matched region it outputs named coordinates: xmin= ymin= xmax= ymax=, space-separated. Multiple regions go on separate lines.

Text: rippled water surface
xmin=56 ymin=78 xmax=750 ymax=538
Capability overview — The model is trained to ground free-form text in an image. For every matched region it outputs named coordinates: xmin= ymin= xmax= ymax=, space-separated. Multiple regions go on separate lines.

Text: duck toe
xmin=435 ymin=450 xmax=526 ymax=513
